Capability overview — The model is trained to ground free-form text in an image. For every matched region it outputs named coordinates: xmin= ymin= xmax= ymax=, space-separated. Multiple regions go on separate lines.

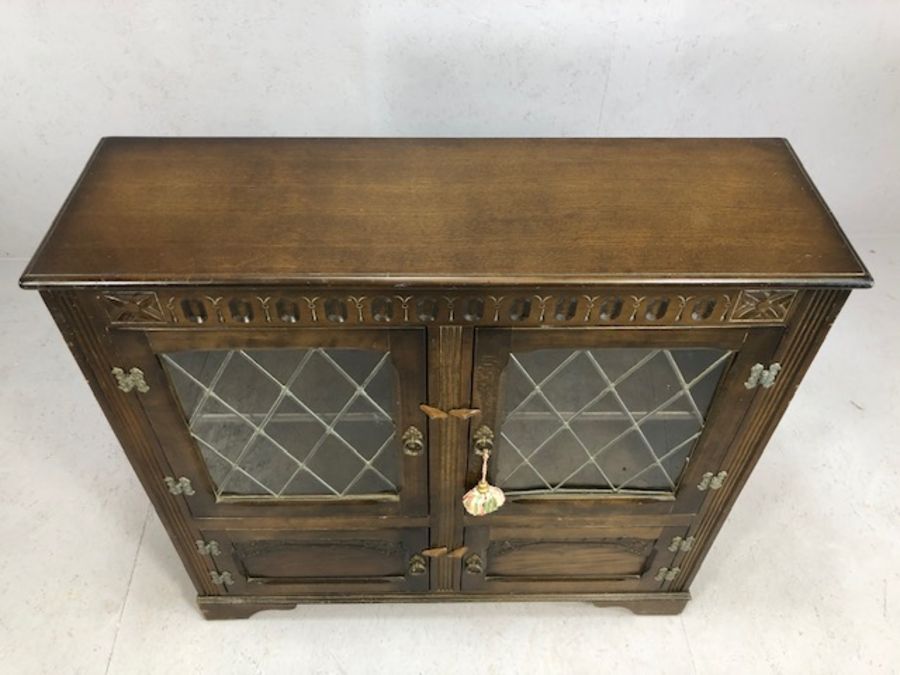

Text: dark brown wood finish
xmin=668 ymin=288 xmax=851 ymax=592
xmin=197 ymin=591 xmax=692 ymax=620
xmin=40 ymin=290 xmax=220 ymax=597
xmin=426 ymin=325 xmax=475 ymax=591
xmin=21 ymin=139 xmax=870 ymax=618
xmin=203 ymin=528 xmax=430 ymax=595
xmin=21 ymin=138 xmax=869 ymax=288
xmin=460 ymin=524 xmax=689 ymax=594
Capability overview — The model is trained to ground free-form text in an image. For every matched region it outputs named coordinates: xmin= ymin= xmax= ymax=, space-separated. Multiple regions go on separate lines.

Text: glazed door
xmin=467 ymin=327 xmax=783 ymax=517
xmin=110 ymin=328 xmax=428 ymax=518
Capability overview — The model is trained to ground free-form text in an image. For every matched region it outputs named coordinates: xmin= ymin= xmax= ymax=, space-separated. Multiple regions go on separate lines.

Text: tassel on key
xmin=462 ymin=426 xmax=506 ymax=516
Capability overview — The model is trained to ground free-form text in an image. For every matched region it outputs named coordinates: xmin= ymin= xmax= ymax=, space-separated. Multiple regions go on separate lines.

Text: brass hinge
xmin=209 ymin=571 xmax=234 ymax=586
xmin=111 ymin=366 xmax=149 ymax=393
xmin=164 ymin=476 xmax=195 ymax=496
xmin=654 ymin=566 xmax=680 ymax=582
xmin=697 ymin=471 xmax=727 ymax=491
xmin=668 ymin=536 xmax=695 ymax=553
xmin=196 ymin=539 xmax=221 ymax=557
xmin=744 ymin=362 xmax=782 ymax=389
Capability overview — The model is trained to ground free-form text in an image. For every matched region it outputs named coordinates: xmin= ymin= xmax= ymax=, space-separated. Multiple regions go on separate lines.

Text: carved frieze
xmin=100 ymin=289 xmax=797 ymax=328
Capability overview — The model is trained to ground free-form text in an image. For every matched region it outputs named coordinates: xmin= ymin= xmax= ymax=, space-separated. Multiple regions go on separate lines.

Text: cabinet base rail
xmin=198 ymin=591 xmax=691 ymax=620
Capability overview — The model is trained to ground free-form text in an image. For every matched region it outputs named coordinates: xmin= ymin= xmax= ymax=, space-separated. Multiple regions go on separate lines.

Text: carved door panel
xmin=109 ymin=327 xmax=428 ymax=518
xmin=460 ymin=524 xmax=689 ymax=593
xmin=200 ymin=528 xmax=430 ymax=595
xmin=468 ymin=327 xmax=784 ymax=517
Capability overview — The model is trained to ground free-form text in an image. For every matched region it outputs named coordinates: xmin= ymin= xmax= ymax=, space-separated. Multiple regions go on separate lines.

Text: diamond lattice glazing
xmin=161 ymin=348 xmax=400 ymax=498
xmin=494 ymin=347 xmax=732 ymax=494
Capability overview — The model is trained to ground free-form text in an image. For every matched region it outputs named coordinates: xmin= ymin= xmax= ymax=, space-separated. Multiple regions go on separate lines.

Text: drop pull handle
xmin=401 ymin=426 xmax=424 ymax=456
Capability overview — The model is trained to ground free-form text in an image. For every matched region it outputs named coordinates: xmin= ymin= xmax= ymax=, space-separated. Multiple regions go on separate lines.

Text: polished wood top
xmin=21 ymin=137 xmax=870 ymax=288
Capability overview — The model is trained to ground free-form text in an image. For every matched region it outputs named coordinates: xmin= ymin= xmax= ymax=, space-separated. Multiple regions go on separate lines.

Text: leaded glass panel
xmin=494 ymin=347 xmax=732 ymax=495
xmin=160 ymin=347 xmax=400 ymax=498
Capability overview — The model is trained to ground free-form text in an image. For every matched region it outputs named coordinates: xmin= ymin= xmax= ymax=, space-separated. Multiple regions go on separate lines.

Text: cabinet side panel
xmin=40 ymin=290 xmax=217 ymax=596
xmin=673 ymin=288 xmax=850 ymax=590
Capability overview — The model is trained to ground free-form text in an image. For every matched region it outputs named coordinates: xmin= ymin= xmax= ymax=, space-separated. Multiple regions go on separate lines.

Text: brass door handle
xmin=408 ymin=554 xmax=427 ymax=576
xmin=473 ymin=425 xmax=494 ymax=454
xmin=464 ymin=554 xmax=484 ymax=575
xmin=401 ymin=426 xmax=424 ymax=456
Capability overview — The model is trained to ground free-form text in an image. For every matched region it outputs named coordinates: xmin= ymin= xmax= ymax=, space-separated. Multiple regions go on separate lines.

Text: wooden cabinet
xmin=21 ymin=138 xmax=871 ymax=619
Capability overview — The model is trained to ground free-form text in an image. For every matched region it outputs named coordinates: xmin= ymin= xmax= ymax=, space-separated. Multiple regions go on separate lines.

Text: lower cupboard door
xmin=460 ymin=525 xmax=688 ymax=593
xmin=199 ymin=528 xmax=430 ymax=595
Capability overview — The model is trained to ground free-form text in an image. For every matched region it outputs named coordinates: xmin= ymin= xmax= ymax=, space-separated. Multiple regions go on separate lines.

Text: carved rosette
xmin=102 ymin=292 xmax=166 ymax=323
xmin=730 ymin=290 xmax=796 ymax=322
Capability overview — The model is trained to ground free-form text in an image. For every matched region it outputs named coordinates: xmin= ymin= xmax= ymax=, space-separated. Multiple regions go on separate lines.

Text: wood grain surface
xmin=21 ymin=137 xmax=870 ymax=288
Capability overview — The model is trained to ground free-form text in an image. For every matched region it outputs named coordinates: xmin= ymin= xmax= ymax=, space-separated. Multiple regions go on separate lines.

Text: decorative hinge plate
xmin=668 ymin=536 xmax=695 ymax=553
xmin=111 ymin=366 xmax=149 ymax=393
xmin=196 ymin=539 xmax=221 ymax=557
xmin=697 ymin=471 xmax=727 ymax=491
xmin=164 ymin=476 xmax=195 ymax=496
xmin=209 ymin=571 xmax=234 ymax=586
xmin=654 ymin=566 xmax=681 ymax=582
xmin=745 ymin=362 xmax=782 ymax=389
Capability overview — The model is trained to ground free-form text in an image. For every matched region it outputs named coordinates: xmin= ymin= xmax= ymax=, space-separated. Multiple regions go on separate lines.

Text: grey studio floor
xmin=0 ymin=247 xmax=897 ymax=675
